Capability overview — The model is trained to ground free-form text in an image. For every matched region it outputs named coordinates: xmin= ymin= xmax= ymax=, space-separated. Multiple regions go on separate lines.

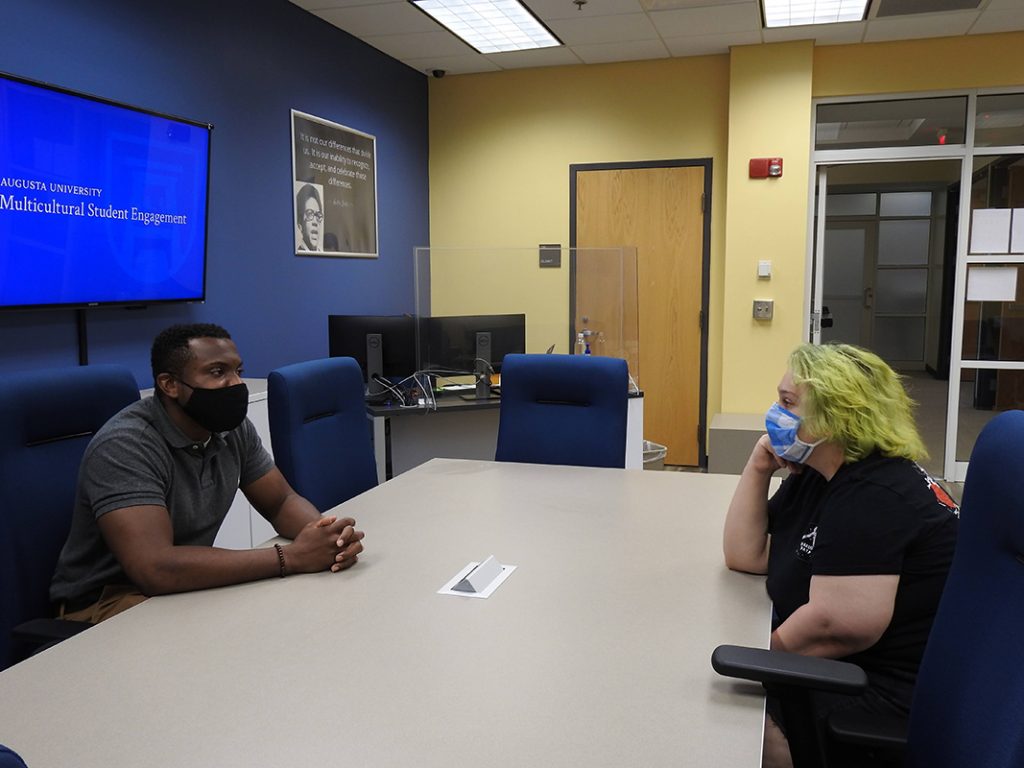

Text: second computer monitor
xmin=327 ymin=315 xmax=417 ymax=396
xmin=421 ymin=314 xmax=526 ymax=375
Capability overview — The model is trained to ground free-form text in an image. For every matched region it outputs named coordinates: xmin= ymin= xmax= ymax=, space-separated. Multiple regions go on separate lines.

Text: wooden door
xmin=575 ymin=165 xmax=706 ymax=466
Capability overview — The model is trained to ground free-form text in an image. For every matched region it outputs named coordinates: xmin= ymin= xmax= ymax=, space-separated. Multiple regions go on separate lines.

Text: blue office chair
xmin=0 ymin=745 xmax=28 ymax=768
xmin=0 ymin=364 xmax=140 ymax=671
xmin=495 ymin=353 xmax=629 ymax=468
xmin=713 ymin=409 xmax=1024 ymax=768
xmin=903 ymin=408 xmax=1024 ymax=767
xmin=267 ymin=357 xmax=378 ymax=512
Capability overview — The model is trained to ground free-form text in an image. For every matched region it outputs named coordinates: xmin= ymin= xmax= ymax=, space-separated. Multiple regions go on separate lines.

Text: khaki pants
xmin=58 ymin=585 xmax=148 ymax=623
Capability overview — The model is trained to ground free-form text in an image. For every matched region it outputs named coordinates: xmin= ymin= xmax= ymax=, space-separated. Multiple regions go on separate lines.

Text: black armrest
xmin=828 ymin=709 xmax=907 ymax=750
xmin=712 ymin=644 xmax=868 ymax=695
xmin=13 ymin=618 xmax=92 ymax=651
xmin=712 ymin=645 xmax=906 ymax=766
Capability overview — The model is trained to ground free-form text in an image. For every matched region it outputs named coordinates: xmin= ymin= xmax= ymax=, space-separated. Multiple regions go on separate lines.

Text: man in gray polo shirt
xmin=51 ymin=323 xmax=364 ymax=622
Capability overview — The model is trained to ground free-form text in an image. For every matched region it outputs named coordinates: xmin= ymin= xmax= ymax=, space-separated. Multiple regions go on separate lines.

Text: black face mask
xmin=177 ymin=379 xmax=249 ymax=433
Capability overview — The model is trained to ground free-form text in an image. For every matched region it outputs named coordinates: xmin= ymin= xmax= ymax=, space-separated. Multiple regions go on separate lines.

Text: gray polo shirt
xmin=50 ymin=395 xmax=275 ymax=606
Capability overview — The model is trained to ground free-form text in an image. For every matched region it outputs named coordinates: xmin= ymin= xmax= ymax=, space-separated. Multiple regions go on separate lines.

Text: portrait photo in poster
xmin=291 ymin=109 xmax=378 ymax=258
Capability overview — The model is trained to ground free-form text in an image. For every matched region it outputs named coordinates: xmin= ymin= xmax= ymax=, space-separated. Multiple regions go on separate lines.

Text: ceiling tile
xmin=548 ymin=13 xmax=659 ymax=44
xmin=649 ymin=2 xmax=762 ymax=38
xmin=316 ymin=3 xmax=437 ymax=35
xmin=291 ymin=0 xmax=1024 ymax=75
xmin=485 ymin=46 xmax=587 ymax=68
xmin=296 ymin=0 xmax=382 ymax=9
xmin=569 ymin=37 xmax=671 ymax=62
xmin=362 ymin=29 xmax=475 ymax=58
xmin=526 ymin=0 xmax=646 ymax=22
xmin=864 ymin=11 xmax=977 ymax=40
xmin=641 ymin=0 xmax=750 ymax=9
xmin=291 ymin=0 xmax=340 ymax=9
xmin=403 ymin=54 xmax=504 ymax=74
xmin=762 ymin=20 xmax=866 ymax=44
xmin=664 ymin=29 xmax=761 ymax=55
xmin=970 ymin=8 xmax=1024 ymax=34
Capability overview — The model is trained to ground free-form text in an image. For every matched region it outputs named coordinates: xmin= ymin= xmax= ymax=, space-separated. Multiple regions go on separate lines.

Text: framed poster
xmin=291 ymin=109 xmax=378 ymax=258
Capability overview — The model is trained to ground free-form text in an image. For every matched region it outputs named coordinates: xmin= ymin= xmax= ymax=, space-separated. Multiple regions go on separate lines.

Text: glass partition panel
xmin=961 ymin=264 xmax=1024 ymax=361
xmin=815 ymin=96 xmax=967 ymax=150
xmin=876 ymin=268 xmax=928 ymax=314
xmin=880 ymin=191 xmax=931 ymax=217
xmin=878 ymin=219 xmax=930 ymax=265
xmin=975 ymin=93 xmax=1024 ymax=148
xmin=900 ymin=371 xmax=948 ymax=479
xmin=955 ymin=369 xmax=1023 ymax=461
xmin=969 ymin=156 xmax=1024 ymax=244
xmin=826 ymin=193 xmax=876 ymax=216
xmin=414 ymin=246 xmax=639 ymax=386
xmin=874 ymin=317 xmax=925 ymax=361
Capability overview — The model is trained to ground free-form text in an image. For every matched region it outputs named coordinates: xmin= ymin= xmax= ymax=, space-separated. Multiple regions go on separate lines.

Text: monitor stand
xmin=458 ymin=390 xmax=500 ymax=402
xmin=460 ymin=332 xmax=499 ymax=401
xmin=365 ymin=333 xmax=390 ymax=401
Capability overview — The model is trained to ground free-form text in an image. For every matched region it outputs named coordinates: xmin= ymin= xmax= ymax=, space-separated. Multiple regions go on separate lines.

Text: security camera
xmin=431 ymin=69 xmax=446 ymax=79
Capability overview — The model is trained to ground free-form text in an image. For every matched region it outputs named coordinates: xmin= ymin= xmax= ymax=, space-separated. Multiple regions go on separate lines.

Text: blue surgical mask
xmin=765 ymin=403 xmax=824 ymax=464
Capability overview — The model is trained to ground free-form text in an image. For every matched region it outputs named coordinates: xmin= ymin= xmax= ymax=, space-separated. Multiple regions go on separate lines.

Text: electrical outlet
xmin=753 ymin=300 xmax=774 ymax=320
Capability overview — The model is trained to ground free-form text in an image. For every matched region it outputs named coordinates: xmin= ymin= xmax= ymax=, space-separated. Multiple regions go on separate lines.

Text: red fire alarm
xmin=749 ymin=157 xmax=784 ymax=179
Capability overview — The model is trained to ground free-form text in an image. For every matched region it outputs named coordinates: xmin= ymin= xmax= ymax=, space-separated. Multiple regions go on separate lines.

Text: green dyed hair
xmin=788 ymin=343 xmax=927 ymax=463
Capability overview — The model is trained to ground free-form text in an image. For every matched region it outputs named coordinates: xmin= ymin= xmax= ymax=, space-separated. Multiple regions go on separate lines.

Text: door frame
xmin=569 ymin=158 xmax=713 ymax=466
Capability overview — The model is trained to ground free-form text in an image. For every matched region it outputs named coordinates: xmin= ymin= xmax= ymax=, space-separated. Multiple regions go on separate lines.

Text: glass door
xmin=811 ymin=162 xmax=960 ymax=477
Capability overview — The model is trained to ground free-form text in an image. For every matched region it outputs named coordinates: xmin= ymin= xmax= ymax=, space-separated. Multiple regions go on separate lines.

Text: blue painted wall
xmin=0 ymin=0 xmax=428 ymax=385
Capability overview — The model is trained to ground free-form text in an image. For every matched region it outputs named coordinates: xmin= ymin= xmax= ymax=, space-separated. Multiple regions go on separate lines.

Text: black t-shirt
xmin=766 ymin=452 xmax=959 ymax=704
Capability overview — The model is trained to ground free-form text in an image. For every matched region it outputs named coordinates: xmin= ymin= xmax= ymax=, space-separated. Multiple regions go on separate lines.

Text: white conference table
xmin=0 ymin=459 xmax=770 ymax=767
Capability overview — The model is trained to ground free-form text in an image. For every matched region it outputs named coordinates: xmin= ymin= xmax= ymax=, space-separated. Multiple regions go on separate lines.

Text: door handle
xmin=863 ymin=287 xmax=874 ymax=309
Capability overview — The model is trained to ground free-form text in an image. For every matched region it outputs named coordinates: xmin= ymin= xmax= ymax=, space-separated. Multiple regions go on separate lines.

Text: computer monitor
xmin=421 ymin=314 xmax=526 ymax=389
xmin=327 ymin=315 xmax=417 ymax=399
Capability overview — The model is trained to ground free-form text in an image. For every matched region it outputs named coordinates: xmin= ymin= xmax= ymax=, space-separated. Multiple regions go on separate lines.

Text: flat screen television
xmin=0 ymin=71 xmax=212 ymax=310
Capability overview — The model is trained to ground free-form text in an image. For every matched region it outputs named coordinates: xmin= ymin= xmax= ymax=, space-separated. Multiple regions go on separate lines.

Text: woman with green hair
xmin=723 ymin=343 xmax=959 ymax=768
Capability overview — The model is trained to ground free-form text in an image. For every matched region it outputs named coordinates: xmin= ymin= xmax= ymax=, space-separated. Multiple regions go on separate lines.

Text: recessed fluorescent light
xmin=762 ymin=0 xmax=869 ymax=28
xmin=410 ymin=0 xmax=562 ymax=54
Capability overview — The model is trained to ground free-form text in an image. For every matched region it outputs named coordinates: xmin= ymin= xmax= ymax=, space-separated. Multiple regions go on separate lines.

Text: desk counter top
xmin=366 ymin=392 xmax=502 ymax=416
xmin=0 ymin=460 xmax=767 ymax=768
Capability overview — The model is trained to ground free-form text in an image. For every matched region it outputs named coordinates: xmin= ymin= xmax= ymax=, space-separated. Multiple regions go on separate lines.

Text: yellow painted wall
xmin=417 ymin=245 xmax=580 ymax=364
xmin=721 ymin=41 xmax=815 ymax=412
xmin=429 ymin=55 xmax=731 ymax=423
xmin=813 ymin=33 xmax=1024 ymax=97
xmin=427 ymin=31 xmax=1024 ymax=445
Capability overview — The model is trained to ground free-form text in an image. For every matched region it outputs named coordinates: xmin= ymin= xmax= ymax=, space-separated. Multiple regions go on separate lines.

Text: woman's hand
xmin=723 ymin=434 xmax=784 ymax=575
xmin=749 ymin=434 xmax=802 ymax=476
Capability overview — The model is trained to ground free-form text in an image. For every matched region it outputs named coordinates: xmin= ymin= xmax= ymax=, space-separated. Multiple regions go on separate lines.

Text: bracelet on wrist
xmin=273 ymin=543 xmax=287 ymax=578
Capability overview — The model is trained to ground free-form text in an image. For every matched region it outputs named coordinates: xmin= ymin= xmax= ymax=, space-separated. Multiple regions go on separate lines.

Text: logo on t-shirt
xmin=914 ymin=464 xmax=960 ymax=517
xmin=797 ymin=526 xmax=818 ymax=560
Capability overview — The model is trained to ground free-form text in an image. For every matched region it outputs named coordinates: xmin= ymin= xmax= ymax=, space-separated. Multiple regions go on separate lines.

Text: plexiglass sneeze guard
xmin=413 ymin=246 xmax=640 ymax=388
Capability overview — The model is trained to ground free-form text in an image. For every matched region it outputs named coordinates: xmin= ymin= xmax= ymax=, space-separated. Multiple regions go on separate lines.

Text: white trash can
xmin=642 ymin=440 xmax=667 ymax=470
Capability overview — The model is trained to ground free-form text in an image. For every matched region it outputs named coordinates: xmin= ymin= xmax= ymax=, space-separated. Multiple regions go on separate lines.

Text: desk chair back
xmin=495 ymin=353 xmax=628 ymax=468
xmin=905 ymin=409 xmax=1024 ymax=768
xmin=0 ymin=745 xmax=28 ymax=768
xmin=268 ymin=357 xmax=377 ymax=512
xmin=0 ymin=364 xmax=139 ymax=670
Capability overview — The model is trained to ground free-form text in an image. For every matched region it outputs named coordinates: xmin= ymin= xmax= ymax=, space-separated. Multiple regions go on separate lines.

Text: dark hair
xmin=151 ymin=323 xmax=232 ymax=383
xmin=295 ymin=184 xmax=322 ymax=227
